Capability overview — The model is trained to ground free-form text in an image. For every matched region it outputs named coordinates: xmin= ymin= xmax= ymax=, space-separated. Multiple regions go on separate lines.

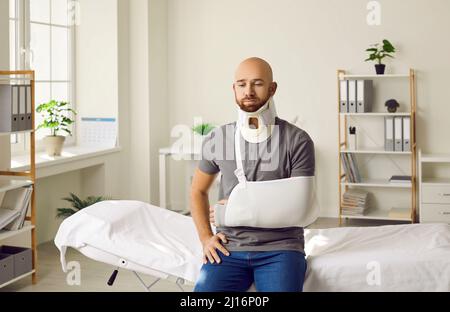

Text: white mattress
xmin=54 ymin=200 xmax=204 ymax=283
xmin=303 ymin=223 xmax=450 ymax=292
xmin=55 ymin=201 xmax=450 ymax=291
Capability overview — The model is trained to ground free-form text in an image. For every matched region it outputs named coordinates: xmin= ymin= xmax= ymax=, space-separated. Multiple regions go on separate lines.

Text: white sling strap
xmin=234 ymin=124 xmax=247 ymax=187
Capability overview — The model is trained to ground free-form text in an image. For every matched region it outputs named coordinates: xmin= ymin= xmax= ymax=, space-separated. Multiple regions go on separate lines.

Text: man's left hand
xmin=209 ymin=199 xmax=228 ymax=226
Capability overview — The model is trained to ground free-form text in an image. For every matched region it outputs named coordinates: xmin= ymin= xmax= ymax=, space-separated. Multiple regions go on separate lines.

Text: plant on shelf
xmin=192 ymin=123 xmax=215 ymax=136
xmin=364 ymin=39 xmax=396 ymax=75
xmin=192 ymin=123 xmax=215 ymax=151
xmin=36 ymin=100 xmax=77 ymax=156
xmin=385 ymin=99 xmax=400 ymax=113
xmin=56 ymin=193 xmax=110 ymax=219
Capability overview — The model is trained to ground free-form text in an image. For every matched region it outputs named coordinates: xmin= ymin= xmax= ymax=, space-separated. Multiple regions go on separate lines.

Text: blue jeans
xmin=194 ymin=250 xmax=307 ymax=292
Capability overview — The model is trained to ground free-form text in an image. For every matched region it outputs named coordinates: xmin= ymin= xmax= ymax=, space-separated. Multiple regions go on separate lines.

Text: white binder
xmin=348 ymin=80 xmax=357 ymax=113
xmin=403 ymin=117 xmax=411 ymax=151
xmin=385 ymin=117 xmax=394 ymax=151
xmin=394 ymin=117 xmax=403 ymax=152
xmin=340 ymin=80 xmax=348 ymax=113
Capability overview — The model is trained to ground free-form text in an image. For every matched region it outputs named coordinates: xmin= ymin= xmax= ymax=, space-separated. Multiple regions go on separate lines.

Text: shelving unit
xmin=0 ymin=70 xmax=37 ymax=287
xmin=418 ymin=150 xmax=450 ymax=224
xmin=340 ymin=112 xmax=412 ymax=117
xmin=337 ymin=69 xmax=417 ymax=224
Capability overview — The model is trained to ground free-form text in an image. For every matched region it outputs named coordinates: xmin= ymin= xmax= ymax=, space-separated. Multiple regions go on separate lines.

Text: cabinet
xmin=418 ymin=150 xmax=450 ymax=224
xmin=0 ymin=70 xmax=37 ymax=288
xmin=337 ymin=69 xmax=417 ymax=224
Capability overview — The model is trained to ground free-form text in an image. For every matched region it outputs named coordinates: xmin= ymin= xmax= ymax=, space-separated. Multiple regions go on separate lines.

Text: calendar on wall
xmin=80 ymin=117 xmax=117 ymax=148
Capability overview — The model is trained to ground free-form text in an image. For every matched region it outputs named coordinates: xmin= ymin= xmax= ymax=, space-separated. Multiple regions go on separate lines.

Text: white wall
xmin=148 ymin=0 xmax=169 ymax=205
xmin=76 ymin=0 xmax=119 ymax=136
xmin=127 ymin=0 xmax=151 ymax=202
xmin=125 ymin=0 xmax=170 ymax=203
xmin=166 ymin=0 xmax=450 ymax=217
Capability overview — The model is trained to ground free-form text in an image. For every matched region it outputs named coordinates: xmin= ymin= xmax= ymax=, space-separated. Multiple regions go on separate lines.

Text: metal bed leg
xmin=133 ymin=271 xmax=161 ymax=292
xmin=108 ymin=268 xmax=187 ymax=292
xmin=132 ymin=271 xmax=187 ymax=292
xmin=175 ymin=277 xmax=186 ymax=292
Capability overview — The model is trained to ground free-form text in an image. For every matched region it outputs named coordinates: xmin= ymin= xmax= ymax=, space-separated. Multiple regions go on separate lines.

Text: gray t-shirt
xmin=198 ymin=117 xmax=315 ymax=254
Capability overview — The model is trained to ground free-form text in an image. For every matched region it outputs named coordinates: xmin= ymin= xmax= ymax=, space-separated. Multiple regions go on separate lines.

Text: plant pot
xmin=375 ymin=64 xmax=386 ymax=75
xmin=44 ymin=135 xmax=65 ymax=156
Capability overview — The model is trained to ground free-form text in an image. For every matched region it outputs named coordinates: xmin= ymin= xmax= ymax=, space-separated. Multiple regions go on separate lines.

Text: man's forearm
xmin=191 ymin=190 xmax=214 ymax=242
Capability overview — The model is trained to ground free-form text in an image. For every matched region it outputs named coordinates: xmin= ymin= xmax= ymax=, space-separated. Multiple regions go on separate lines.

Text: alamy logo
xmin=170 ymin=118 xmax=281 ymax=172
xmin=66 ymin=261 xmax=81 ymax=286
xmin=366 ymin=260 xmax=381 ymax=286
xmin=68 ymin=1 xmax=81 ymax=26
xmin=367 ymin=1 xmax=381 ymax=26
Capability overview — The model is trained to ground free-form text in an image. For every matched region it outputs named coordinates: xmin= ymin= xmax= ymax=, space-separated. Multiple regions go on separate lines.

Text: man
xmin=190 ymin=57 xmax=315 ymax=292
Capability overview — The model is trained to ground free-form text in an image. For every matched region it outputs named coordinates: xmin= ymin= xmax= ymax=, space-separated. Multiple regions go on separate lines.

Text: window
xmin=9 ymin=0 xmax=76 ymax=153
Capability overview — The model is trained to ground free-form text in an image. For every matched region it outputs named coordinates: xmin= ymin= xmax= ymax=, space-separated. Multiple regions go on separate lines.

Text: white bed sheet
xmin=54 ymin=200 xmax=204 ymax=283
xmin=303 ymin=223 xmax=450 ymax=291
xmin=55 ymin=200 xmax=450 ymax=291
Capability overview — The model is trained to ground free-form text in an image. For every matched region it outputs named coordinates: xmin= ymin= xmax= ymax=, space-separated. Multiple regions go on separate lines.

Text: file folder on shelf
xmin=348 ymin=80 xmax=357 ymax=113
xmin=19 ymin=85 xmax=27 ymax=131
xmin=0 ymin=85 xmax=20 ymax=133
xmin=0 ymin=85 xmax=12 ymax=132
xmin=384 ymin=116 xmax=394 ymax=151
xmin=26 ymin=85 xmax=32 ymax=130
xmin=356 ymin=80 xmax=373 ymax=113
xmin=12 ymin=85 xmax=19 ymax=131
xmin=403 ymin=117 xmax=411 ymax=151
xmin=394 ymin=116 xmax=403 ymax=151
xmin=340 ymin=80 xmax=348 ymax=113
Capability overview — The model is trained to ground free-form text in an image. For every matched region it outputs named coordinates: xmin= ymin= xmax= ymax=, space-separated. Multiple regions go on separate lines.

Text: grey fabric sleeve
xmin=290 ymin=132 xmax=315 ymax=177
xmin=198 ymin=130 xmax=221 ymax=175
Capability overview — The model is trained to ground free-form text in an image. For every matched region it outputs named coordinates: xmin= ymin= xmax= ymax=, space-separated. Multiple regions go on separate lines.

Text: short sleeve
xmin=198 ymin=130 xmax=221 ymax=175
xmin=290 ymin=133 xmax=315 ymax=177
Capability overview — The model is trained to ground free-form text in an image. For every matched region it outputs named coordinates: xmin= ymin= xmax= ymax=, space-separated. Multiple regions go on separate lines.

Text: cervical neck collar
xmin=237 ymin=97 xmax=277 ymax=143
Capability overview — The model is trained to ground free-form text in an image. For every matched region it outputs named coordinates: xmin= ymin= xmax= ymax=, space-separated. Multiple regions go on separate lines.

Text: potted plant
xmin=36 ymin=100 xmax=76 ymax=156
xmin=192 ymin=123 xmax=215 ymax=151
xmin=365 ymin=39 xmax=396 ymax=75
xmin=56 ymin=193 xmax=110 ymax=219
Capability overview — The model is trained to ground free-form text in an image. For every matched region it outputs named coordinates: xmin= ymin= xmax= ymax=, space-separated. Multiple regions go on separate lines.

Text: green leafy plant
xmin=56 ymin=193 xmax=110 ymax=219
xmin=365 ymin=39 xmax=396 ymax=65
xmin=192 ymin=123 xmax=215 ymax=136
xmin=36 ymin=100 xmax=77 ymax=136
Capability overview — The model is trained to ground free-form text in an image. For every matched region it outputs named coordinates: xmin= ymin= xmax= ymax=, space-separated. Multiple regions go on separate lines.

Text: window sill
xmin=11 ymin=145 xmax=122 ymax=177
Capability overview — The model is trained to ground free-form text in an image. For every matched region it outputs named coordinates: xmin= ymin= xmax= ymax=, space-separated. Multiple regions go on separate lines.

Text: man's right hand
xmin=201 ymin=233 xmax=230 ymax=264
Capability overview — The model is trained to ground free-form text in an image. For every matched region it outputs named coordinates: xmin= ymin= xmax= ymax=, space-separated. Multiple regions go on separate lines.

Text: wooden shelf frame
xmin=0 ymin=70 xmax=37 ymax=286
xmin=337 ymin=69 xmax=417 ymax=225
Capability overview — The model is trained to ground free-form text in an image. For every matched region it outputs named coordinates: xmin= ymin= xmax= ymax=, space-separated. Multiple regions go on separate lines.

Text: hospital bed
xmin=54 ymin=200 xmax=450 ymax=292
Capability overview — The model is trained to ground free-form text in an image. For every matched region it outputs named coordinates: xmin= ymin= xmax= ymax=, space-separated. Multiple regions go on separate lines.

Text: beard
xmin=235 ymin=93 xmax=271 ymax=113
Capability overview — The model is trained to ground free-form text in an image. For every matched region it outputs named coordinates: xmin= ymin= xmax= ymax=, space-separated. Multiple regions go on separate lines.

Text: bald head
xmin=234 ymin=57 xmax=274 ymax=83
xmin=233 ymin=57 xmax=277 ymax=113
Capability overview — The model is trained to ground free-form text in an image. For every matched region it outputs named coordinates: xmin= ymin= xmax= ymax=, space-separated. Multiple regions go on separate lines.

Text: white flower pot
xmin=44 ymin=135 xmax=65 ymax=156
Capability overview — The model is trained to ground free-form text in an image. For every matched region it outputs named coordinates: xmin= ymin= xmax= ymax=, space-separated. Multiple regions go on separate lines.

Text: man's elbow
xmin=191 ymin=187 xmax=208 ymax=200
